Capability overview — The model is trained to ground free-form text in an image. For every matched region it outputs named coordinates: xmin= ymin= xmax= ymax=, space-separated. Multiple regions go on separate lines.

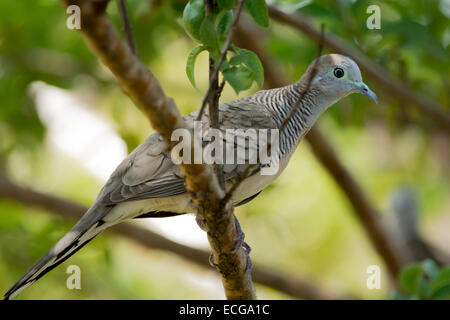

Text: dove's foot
xmin=232 ymin=215 xmax=252 ymax=274
xmin=209 ymin=253 xmax=218 ymax=268
xmin=195 ymin=214 xmax=208 ymax=232
xmin=231 ymin=215 xmax=249 ymax=252
xmin=198 ymin=214 xmax=252 ymax=274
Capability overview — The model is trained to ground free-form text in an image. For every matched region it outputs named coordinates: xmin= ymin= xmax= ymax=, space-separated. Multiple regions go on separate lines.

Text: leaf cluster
xmin=183 ymin=0 xmax=267 ymax=93
xmin=395 ymin=260 xmax=450 ymax=300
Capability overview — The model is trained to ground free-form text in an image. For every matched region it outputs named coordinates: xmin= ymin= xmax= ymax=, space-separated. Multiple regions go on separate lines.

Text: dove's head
xmin=302 ymin=53 xmax=377 ymax=104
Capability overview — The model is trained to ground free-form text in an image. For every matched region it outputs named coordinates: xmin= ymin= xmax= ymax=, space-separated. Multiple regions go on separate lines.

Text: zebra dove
xmin=5 ymin=53 xmax=377 ymax=299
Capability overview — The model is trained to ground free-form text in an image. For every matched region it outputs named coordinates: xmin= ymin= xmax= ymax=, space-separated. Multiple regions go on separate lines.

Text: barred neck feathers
xmin=253 ymin=83 xmax=328 ymax=156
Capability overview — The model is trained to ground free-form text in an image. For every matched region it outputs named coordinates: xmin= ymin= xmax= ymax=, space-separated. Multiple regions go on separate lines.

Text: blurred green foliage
xmin=0 ymin=0 xmax=448 ymax=299
xmin=396 ymin=260 xmax=450 ymax=299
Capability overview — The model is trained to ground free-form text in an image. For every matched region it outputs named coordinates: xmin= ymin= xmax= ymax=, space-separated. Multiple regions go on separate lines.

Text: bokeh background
xmin=0 ymin=0 xmax=449 ymax=299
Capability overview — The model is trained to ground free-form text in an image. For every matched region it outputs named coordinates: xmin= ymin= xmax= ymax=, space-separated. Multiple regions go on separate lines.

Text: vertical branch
xmin=203 ymin=0 xmax=212 ymax=15
xmin=208 ymin=56 xmax=225 ymax=187
xmin=194 ymin=0 xmax=255 ymax=298
xmin=391 ymin=188 xmax=450 ymax=266
xmin=198 ymin=0 xmax=246 ymax=188
xmin=204 ymin=0 xmax=224 ymax=186
xmin=208 ymin=58 xmax=220 ymax=128
xmin=306 ymin=129 xmax=405 ymax=279
xmin=197 ymin=0 xmax=245 ymax=120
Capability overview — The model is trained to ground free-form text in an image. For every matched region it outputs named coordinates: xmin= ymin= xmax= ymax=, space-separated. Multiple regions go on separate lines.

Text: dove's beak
xmin=357 ymin=82 xmax=378 ymax=103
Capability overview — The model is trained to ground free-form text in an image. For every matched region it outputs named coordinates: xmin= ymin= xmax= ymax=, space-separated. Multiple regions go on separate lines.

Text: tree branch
xmin=267 ymin=5 xmax=450 ymax=132
xmin=306 ymin=129 xmax=405 ymax=279
xmin=234 ymin=17 xmax=407 ymax=280
xmin=197 ymin=0 xmax=245 ymax=121
xmin=390 ymin=188 xmax=450 ymax=266
xmin=62 ymin=0 xmax=254 ymax=299
xmin=203 ymin=0 xmax=245 ymax=189
xmin=0 ymin=175 xmax=351 ymax=300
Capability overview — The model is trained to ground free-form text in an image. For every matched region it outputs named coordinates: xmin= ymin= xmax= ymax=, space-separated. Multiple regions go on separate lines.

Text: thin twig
xmin=218 ymin=77 xmax=226 ymax=92
xmin=208 ymin=57 xmax=220 ymax=129
xmin=267 ymin=5 xmax=450 ymax=131
xmin=203 ymin=0 xmax=212 ymax=16
xmin=204 ymin=2 xmax=225 ymax=188
xmin=117 ymin=0 xmax=137 ymax=55
xmin=279 ymin=24 xmax=324 ymax=133
xmin=196 ymin=0 xmax=245 ymax=121
xmin=222 ymin=164 xmax=257 ymax=205
xmin=208 ymin=56 xmax=225 ymax=187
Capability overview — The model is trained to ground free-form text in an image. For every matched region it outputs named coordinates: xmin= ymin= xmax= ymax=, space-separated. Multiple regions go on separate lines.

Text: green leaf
xmin=217 ymin=10 xmax=234 ymax=35
xmin=228 ymin=54 xmax=246 ymax=66
xmin=244 ymin=0 xmax=269 ymax=27
xmin=186 ymin=45 xmax=206 ymax=88
xmin=199 ymin=14 xmax=220 ymax=58
xmin=431 ymin=284 xmax=450 ymax=300
xmin=183 ymin=0 xmax=206 ymax=41
xmin=232 ymin=49 xmax=264 ymax=87
xmin=430 ymin=268 xmax=450 ymax=295
xmin=222 ymin=66 xmax=254 ymax=94
xmin=417 ymin=274 xmax=431 ymax=299
xmin=220 ymin=60 xmax=231 ymax=70
xmin=399 ymin=263 xmax=423 ymax=296
xmin=217 ymin=0 xmax=235 ymax=10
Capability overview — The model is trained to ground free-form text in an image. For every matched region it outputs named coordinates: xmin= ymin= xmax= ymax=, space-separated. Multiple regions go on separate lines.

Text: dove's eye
xmin=333 ymin=67 xmax=345 ymax=78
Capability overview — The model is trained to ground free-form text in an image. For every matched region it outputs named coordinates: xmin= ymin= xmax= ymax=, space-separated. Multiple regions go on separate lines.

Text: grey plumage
xmin=5 ymin=54 xmax=377 ymax=299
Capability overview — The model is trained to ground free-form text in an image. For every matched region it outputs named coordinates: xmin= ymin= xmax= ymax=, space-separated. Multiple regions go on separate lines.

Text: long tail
xmin=4 ymin=203 xmax=113 ymax=300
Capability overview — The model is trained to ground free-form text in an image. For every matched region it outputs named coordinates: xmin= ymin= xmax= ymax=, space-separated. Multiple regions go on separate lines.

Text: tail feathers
xmin=4 ymin=204 xmax=112 ymax=300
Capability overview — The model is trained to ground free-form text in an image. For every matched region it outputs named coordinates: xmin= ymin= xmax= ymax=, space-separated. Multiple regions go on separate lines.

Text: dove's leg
xmin=195 ymin=213 xmax=208 ymax=231
xmin=232 ymin=215 xmax=252 ymax=274
xmin=201 ymin=214 xmax=252 ymax=274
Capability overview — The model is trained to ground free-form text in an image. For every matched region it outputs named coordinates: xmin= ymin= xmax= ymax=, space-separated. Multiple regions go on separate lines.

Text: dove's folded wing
xmin=95 ymin=98 xmax=277 ymax=207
